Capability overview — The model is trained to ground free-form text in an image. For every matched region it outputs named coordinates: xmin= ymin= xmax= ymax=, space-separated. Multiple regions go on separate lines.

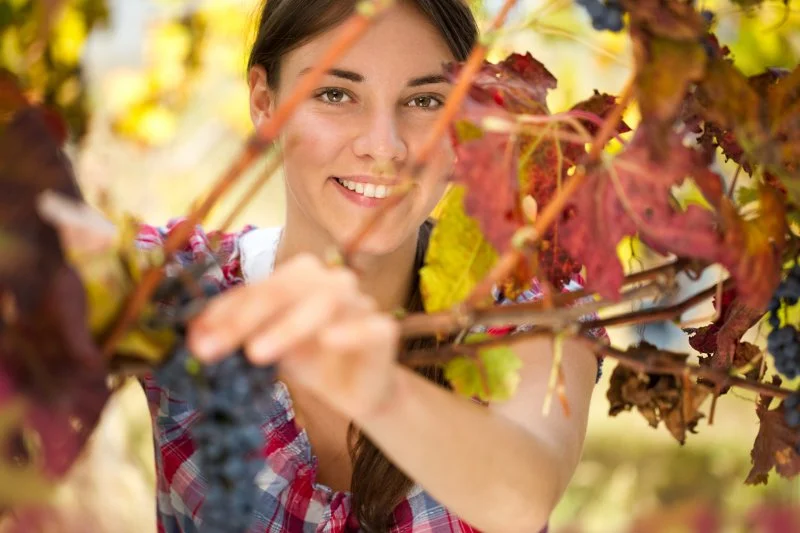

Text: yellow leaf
xmin=420 ymin=184 xmax=498 ymax=312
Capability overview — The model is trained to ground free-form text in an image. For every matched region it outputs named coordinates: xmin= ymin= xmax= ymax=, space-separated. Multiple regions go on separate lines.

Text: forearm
xmin=354 ymin=364 xmax=567 ymax=533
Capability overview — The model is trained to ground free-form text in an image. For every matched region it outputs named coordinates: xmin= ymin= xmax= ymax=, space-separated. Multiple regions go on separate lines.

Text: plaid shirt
xmin=136 ymin=219 xmax=605 ymax=533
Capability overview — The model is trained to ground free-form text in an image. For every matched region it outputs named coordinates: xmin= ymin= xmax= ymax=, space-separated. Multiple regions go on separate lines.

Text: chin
xmin=330 ymin=223 xmax=413 ymax=258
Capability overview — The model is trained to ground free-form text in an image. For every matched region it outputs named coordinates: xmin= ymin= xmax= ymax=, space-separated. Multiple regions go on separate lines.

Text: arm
xmin=189 ymin=253 xmax=599 ymax=532
xmin=355 ymin=335 xmax=598 ymax=533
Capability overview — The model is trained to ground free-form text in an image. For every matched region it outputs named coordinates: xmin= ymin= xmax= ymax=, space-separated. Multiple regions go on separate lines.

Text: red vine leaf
xmin=446 ymin=52 xmax=559 ymax=254
xmin=746 ymin=377 xmax=800 ymax=485
xmin=607 ymin=343 xmax=712 ymax=444
xmin=449 ymin=53 xmax=628 ymax=290
xmin=519 ymin=91 xmax=631 ymax=289
xmin=560 ymin=130 xmax=721 ymax=300
xmin=561 ymin=129 xmax=784 ymax=313
xmin=449 ymin=51 xmax=555 ymax=114
xmin=450 ymin=120 xmax=521 ymax=254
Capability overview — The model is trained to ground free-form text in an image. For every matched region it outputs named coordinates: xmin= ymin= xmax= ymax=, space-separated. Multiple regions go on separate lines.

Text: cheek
xmin=280 ymin=112 xmax=348 ymax=176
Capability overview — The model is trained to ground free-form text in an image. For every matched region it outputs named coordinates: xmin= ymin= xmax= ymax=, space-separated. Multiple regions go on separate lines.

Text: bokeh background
xmin=3 ymin=0 xmax=800 ymax=531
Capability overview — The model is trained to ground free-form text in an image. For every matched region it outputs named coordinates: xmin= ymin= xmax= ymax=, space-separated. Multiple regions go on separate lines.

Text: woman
xmin=135 ymin=0 xmax=603 ymax=531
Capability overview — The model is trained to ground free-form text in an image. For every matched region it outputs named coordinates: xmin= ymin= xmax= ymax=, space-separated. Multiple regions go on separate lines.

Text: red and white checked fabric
xmin=135 ymin=218 xmax=605 ymax=533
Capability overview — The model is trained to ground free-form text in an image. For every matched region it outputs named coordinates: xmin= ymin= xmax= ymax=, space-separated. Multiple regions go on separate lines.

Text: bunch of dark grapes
xmin=576 ymin=0 xmax=626 ymax=32
xmin=153 ymin=278 xmax=278 ymax=533
xmin=766 ymin=265 xmax=800 ymax=380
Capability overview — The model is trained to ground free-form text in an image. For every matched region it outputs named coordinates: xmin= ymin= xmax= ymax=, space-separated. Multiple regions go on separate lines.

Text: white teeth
xmin=335 ymin=178 xmax=393 ymax=199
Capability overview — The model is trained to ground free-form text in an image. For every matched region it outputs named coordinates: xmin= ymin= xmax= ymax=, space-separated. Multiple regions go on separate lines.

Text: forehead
xmin=279 ymin=3 xmax=455 ymax=86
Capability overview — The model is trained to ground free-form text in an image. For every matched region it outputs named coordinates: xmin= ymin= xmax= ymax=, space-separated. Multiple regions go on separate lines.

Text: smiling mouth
xmin=333 ymin=177 xmax=393 ymax=199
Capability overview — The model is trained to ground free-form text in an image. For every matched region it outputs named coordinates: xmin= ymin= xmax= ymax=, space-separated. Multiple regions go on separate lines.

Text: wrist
xmin=356 ymin=363 xmax=407 ymax=425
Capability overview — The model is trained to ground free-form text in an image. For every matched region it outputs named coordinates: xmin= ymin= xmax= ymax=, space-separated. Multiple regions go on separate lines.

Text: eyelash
xmin=313 ymin=88 xmax=444 ymax=110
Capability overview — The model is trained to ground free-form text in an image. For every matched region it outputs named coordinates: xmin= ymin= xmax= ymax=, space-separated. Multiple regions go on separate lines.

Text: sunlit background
xmin=3 ymin=0 xmax=800 ymax=531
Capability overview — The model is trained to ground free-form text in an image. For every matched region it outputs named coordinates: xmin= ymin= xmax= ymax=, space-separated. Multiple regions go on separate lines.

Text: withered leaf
xmin=686 ymin=288 xmax=769 ymax=370
xmin=746 ymin=377 xmax=800 ymax=485
xmin=607 ymin=343 xmax=712 ymax=444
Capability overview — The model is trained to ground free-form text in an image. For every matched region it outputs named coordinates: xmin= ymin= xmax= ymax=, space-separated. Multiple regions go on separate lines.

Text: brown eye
xmin=320 ymin=88 xmax=348 ymax=104
xmin=408 ymin=95 xmax=442 ymax=109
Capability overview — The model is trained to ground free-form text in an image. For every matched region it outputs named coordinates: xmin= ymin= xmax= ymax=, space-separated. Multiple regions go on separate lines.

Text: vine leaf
xmin=447 ymin=53 xmax=628 ymax=290
xmin=450 ymin=119 xmax=521 ymax=254
xmin=560 ymin=130 xmax=721 ymax=302
xmin=521 ymin=90 xmax=630 ymax=290
xmin=421 ymin=184 xmax=498 ymax=313
xmin=607 ymin=343 xmax=712 ymax=444
xmin=443 ymin=333 xmax=522 ymax=403
xmin=560 ymin=129 xmax=784 ymax=313
xmin=746 ymin=377 xmax=800 ymax=485
xmin=445 ymin=53 xmax=557 ymax=255
xmin=690 ymin=46 xmax=800 ymax=203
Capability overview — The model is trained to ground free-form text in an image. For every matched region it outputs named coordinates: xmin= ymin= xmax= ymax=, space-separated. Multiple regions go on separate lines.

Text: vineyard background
xmin=2 ymin=0 xmax=800 ymax=531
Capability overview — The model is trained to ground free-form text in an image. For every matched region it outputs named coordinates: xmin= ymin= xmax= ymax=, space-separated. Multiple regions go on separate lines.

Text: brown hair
xmin=247 ymin=1 xmax=478 ymax=530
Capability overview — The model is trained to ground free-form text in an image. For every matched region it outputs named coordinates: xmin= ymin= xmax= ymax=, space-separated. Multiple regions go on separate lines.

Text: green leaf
xmin=444 ymin=333 xmax=523 ymax=402
xmin=420 ymin=184 xmax=498 ymax=312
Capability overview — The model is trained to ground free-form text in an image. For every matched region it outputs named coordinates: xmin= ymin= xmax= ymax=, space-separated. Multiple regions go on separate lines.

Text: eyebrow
xmin=299 ymin=68 xmax=449 ymax=87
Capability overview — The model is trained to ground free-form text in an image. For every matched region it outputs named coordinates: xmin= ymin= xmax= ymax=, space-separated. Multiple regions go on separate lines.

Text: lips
xmin=333 ymin=177 xmax=393 ymax=199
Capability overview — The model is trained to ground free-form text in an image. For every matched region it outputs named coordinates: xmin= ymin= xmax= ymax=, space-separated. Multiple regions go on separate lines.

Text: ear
xmin=248 ymin=65 xmax=273 ymax=130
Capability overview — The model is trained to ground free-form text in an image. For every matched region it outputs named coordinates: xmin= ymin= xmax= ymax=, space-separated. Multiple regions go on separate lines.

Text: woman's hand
xmin=187 ymin=253 xmax=402 ymax=420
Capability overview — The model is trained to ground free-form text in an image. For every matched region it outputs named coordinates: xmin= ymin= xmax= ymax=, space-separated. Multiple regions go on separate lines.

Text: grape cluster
xmin=153 ymin=280 xmax=278 ymax=533
xmin=766 ymin=265 xmax=800 ymax=380
xmin=576 ymin=0 xmax=626 ymax=32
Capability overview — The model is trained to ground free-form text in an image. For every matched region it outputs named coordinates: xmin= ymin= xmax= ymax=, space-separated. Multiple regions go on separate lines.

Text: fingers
xmin=244 ymin=289 xmax=373 ymax=364
xmin=188 ymin=253 xmax=366 ymax=361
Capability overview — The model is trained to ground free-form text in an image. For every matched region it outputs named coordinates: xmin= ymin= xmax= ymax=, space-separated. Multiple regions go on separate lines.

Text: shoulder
xmin=135 ymin=218 xmax=283 ymax=289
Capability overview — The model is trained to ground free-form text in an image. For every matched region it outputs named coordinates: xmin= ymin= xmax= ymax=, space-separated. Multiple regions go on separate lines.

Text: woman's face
xmin=250 ymin=3 xmax=457 ymax=255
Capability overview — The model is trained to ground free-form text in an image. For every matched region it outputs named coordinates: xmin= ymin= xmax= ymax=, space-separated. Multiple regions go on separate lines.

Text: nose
xmin=352 ymin=110 xmax=408 ymax=166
